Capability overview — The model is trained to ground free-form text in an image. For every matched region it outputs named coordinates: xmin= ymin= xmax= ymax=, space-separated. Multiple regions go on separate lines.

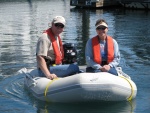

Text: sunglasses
xmin=54 ymin=23 xmax=64 ymax=28
xmin=96 ymin=27 xmax=107 ymax=30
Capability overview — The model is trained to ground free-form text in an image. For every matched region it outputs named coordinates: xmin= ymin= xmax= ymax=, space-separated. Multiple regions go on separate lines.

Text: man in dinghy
xmin=85 ymin=19 xmax=120 ymax=75
xmin=36 ymin=16 xmax=79 ymax=79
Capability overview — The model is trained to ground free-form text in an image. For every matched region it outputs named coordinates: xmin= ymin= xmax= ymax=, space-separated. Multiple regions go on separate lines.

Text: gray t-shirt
xmin=36 ymin=32 xmax=60 ymax=61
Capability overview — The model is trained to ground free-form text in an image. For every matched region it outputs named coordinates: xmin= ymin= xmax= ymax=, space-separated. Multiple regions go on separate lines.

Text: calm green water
xmin=0 ymin=0 xmax=150 ymax=113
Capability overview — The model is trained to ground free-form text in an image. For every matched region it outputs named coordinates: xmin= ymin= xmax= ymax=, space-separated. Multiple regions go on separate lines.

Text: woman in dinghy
xmin=85 ymin=19 xmax=120 ymax=75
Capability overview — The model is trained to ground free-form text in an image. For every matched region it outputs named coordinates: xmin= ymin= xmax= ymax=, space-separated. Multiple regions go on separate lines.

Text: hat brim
xmin=96 ymin=22 xmax=108 ymax=29
xmin=53 ymin=21 xmax=65 ymax=25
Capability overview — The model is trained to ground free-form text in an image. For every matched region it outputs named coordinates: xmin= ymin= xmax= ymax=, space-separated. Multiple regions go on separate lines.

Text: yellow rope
xmin=119 ymin=76 xmax=134 ymax=101
xmin=44 ymin=78 xmax=59 ymax=102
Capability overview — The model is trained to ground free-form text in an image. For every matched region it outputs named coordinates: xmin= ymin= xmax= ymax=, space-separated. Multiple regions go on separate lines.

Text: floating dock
xmin=118 ymin=0 xmax=150 ymax=10
xmin=70 ymin=0 xmax=120 ymax=8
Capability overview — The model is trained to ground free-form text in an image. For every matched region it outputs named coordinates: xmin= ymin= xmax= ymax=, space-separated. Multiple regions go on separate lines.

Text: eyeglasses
xmin=96 ymin=27 xmax=107 ymax=30
xmin=54 ymin=23 xmax=64 ymax=28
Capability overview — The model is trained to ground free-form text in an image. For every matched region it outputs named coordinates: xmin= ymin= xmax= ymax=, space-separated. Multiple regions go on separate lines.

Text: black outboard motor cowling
xmin=63 ymin=43 xmax=77 ymax=64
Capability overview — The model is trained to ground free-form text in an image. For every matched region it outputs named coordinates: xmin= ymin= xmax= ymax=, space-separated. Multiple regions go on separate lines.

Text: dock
xmin=70 ymin=0 xmax=120 ymax=8
xmin=118 ymin=0 xmax=150 ymax=10
xmin=70 ymin=0 xmax=150 ymax=10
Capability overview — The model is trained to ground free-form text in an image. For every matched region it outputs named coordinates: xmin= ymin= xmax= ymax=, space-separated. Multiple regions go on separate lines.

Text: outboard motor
xmin=63 ymin=43 xmax=77 ymax=64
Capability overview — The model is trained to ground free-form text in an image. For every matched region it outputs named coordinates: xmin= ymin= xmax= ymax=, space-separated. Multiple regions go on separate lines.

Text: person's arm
xmin=36 ymin=56 xmax=57 ymax=79
xmin=36 ymin=35 xmax=57 ymax=79
xmin=108 ymin=39 xmax=120 ymax=68
xmin=85 ymin=38 xmax=102 ymax=69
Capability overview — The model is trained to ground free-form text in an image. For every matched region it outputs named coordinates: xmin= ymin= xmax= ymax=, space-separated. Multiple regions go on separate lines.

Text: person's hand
xmin=100 ymin=65 xmax=110 ymax=72
xmin=47 ymin=73 xmax=57 ymax=80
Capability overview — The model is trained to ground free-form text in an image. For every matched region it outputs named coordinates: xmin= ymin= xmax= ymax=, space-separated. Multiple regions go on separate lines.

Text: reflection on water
xmin=0 ymin=0 xmax=150 ymax=113
xmin=36 ymin=100 xmax=136 ymax=113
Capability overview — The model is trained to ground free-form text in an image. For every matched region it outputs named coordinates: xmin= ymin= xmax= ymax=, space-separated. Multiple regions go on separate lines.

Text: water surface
xmin=0 ymin=0 xmax=150 ymax=113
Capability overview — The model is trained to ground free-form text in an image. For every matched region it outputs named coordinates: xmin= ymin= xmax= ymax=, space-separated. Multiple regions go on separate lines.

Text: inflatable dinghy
xmin=20 ymin=67 xmax=137 ymax=103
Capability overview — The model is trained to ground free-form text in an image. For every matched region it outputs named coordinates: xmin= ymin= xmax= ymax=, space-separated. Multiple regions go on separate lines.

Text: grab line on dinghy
xmin=44 ymin=78 xmax=59 ymax=102
xmin=119 ymin=76 xmax=134 ymax=101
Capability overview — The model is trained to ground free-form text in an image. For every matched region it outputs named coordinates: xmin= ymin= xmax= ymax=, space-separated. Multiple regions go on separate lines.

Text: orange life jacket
xmin=92 ymin=35 xmax=114 ymax=64
xmin=45 ymin=28 xmax=64 ymax=64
